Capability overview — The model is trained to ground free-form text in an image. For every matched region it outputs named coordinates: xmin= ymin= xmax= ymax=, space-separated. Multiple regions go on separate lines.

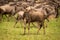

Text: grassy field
xmin=0 ymin=17 xmax=60 ymax=40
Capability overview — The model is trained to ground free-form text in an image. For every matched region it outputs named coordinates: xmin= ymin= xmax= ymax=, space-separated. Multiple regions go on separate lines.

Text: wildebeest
xmin=22 ymin=6 xmax=48 ymax=34
xmin=13 ymin=1 xmax=60 ymax=35
xmin=0 ymin=2 xmax=18 ymax=21
xmin=13 ymin=9 xmax=36 ymax=28
xmin=44 ymin=5 xmax=57 ymax=20
xmin=34 ymin=2 xmax=60 ymax=20
xmin=13 ymin=2 xmax=37 ymax=27
xmin=13 ymin=3 xmax=58 ymax=34
xmin=45 ymin=0 xmax=60 ymax=18
xmin=0 ymin=1 xmax=30 ymax=21
xmin=0 ymin=2 xmax=24 ymax=21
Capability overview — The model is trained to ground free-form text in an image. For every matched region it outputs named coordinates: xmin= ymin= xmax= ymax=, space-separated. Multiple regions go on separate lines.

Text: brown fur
xmin=0 ymin=4 xmax=16 ymax=21
xmin=23 ymin=7 xmax=47 ymax=34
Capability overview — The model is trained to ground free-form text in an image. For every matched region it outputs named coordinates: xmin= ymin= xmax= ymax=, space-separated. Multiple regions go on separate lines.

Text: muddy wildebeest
xmin=22 ymin=6 xmax=48 ymax=34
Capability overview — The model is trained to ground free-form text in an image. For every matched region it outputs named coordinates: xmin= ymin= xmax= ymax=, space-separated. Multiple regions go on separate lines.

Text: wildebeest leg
xmin=13 ymin=16 xmax=20 ymax=27
xmin=4 ymin=14 xmax=8 ymax=21
xmin=13 ymin=20 xmax=19 ymax=28
xmin=37 ymin=22 xmax=42 ymax=34
xmin=42 ymin=21 xmax=45 ymax=34
xmin=45 ymin=19 xmax=49 ymax=28
xmin=7 ymin=14 xmax=11 ymax=21
xmin=28 ymin=22 xmax=30 ymax=34
xmin=23 ymin=18 xmax=27 ymax=35
xmin=32 ymin=23 xmax=36 ymax=27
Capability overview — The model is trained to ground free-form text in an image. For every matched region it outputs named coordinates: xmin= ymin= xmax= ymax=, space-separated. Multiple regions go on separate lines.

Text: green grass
xmin=0 ymin=17 xmax=60 ymax=40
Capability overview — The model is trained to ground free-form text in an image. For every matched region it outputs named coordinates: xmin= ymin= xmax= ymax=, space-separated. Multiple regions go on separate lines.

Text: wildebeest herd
xmin=0 ymin=0 xmax=60 ymax=35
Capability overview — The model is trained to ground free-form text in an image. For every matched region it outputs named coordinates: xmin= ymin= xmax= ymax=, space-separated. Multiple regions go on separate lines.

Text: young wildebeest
xmin=22 ymin=6 xmax=48 ymax=34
